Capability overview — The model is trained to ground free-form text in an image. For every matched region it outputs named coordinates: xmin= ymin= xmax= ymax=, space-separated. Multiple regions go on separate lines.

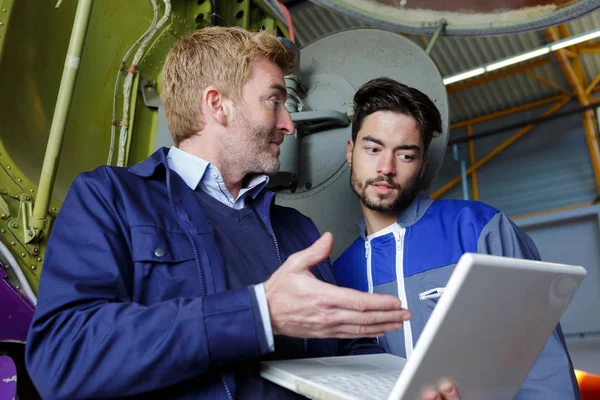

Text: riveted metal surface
xmin=0 ymin=1 xmax=169 ymax=288
xmin=0 ymin=0 xmax=291 ymax=289
xmin=0 ymin=147 xmax=54 ymax=290
xmin=0 ymin=0 xmax=14 ymax=64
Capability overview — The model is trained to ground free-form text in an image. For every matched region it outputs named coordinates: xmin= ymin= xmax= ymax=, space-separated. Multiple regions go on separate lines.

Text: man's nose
xmin=278 ymin=108 xmax=295 ymax=136
xmin=377 ymin=153 xmax=395 ymax=176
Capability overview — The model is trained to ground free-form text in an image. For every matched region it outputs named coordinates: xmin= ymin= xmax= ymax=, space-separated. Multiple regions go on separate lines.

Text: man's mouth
xmin=270 ymin=136 xmax=284 ymax=147
xmin=370 ymin=181 xmax=397 ymax=195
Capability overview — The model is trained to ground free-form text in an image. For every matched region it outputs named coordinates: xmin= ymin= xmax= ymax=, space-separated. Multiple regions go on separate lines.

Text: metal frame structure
xmin=0 ymin=0 xmax=287 ymax=291
xmin=429 ymin=25 xmax=600 ymax=220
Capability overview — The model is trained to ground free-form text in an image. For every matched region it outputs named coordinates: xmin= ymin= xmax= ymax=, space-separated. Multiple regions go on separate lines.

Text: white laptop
xmin=260 ymin=253 xmax=586 ymax=400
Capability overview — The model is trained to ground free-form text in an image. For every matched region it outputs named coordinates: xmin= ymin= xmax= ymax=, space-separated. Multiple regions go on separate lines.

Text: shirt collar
xmin=366 ymin=222 xmax=401 ymax=240
xmin=167 ymin=146 xmax=269 ymax=200
xmin=167 ymin=146 xmax=209 ymax=190
xmin=356 ymin=191 xmax=434 ymax=240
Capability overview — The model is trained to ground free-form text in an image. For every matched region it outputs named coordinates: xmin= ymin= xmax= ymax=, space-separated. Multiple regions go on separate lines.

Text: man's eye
xmin=366 ymin=147 xmax=380 ymax=154
xmin=266 ymin=99 xmax=282 ymax=110
xmin=398 ymin=154 xmax=414 ymax=161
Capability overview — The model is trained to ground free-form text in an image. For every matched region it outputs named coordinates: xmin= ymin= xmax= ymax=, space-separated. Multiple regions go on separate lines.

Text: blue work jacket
xmin=25 ymin=148 xmax=377 ymax=399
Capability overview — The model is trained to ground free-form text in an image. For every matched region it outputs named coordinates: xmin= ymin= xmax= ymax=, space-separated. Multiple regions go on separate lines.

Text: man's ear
xmin=419 ymin=153 xmax=429 ymax=179
xmin=346 ymin=139 xmax=354 ymax=167
xmin=202 ymin=85 xmax=230 ymax=126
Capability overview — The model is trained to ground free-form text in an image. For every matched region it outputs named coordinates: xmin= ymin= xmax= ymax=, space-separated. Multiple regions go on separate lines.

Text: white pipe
xmin=0 ymin=241 xmax=37 ymax=305
xmin=108 ymin=0 xmax=159 ymax=166
xmin=117 ymin=0 xmax=171 ymax=167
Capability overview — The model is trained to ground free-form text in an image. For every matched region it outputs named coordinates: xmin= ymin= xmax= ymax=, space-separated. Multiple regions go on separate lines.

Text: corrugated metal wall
xmin=291 ymin=4 xmax=600 ymax=216
xmin=430 ymin=101 xmax=598 ymax=216
xmin=291 ymin=4 xmax=600 ymax=122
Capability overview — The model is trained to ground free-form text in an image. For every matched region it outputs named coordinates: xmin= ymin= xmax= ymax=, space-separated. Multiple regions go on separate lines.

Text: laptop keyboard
xmin=308 ymin=370 xmax=399 ymax=400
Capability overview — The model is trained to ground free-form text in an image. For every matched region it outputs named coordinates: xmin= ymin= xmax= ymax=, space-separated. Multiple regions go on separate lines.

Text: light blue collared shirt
xmin=167 ymin=146 xmax=275 ymax=351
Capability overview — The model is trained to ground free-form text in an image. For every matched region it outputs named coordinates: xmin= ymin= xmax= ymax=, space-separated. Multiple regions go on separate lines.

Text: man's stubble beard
xmin=349 ymin=165 xmax=418 ymax=214
xmin=226 ymin=111 xmax=282 ymax=176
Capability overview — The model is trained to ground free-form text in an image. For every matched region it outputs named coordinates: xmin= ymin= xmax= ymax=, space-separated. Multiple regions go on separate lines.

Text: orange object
xmin=278 ymin=2 xmax=294 ymax=43
xmin=575 ymin=369 xmax=600 ymax=400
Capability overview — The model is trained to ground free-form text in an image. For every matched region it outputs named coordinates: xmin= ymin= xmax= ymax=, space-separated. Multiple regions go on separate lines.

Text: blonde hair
xmin=161 ymin=27 xmax=297 ymax=145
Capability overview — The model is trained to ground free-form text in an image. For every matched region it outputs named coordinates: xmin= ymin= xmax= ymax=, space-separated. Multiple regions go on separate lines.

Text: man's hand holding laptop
xmin=421 ymin=380 xmax=460 ymax=400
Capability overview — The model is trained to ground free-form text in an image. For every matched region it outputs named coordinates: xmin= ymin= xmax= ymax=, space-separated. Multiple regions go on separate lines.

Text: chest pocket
xmin=417 ymin=264 xmax=456 ymax=324
xmin=131 ymin=225 xmax=200 ymax=304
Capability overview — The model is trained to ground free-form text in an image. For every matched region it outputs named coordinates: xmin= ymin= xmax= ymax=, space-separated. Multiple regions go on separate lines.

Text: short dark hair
xmin=351 ymin=77 xmax=442 ymax=154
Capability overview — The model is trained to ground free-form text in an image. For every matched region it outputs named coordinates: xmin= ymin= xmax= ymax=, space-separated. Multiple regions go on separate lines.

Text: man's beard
xmin=228 ymin=111 xmax=282 ymax=176
xmin=350 ymin=167 xmax=418 ymax=214
xmin=248 ymin=123 xmax=282 ymax=176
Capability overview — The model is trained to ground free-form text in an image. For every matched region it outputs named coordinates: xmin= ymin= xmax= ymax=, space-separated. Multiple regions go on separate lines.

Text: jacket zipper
xmin=220 ymin=376 xmax=233 ymax=400
xmin=393 ymin=230 xmax=413 ymax=358
xmin=266 ymin=218 xmax=308 ymax=353
xmin=365 ymin=239 xmax=378 ymax=344
xmin=267 ymin=220 xmax=283 ymax=266
xmin=166 ymin=165 xmax=232 ymax=399
xmin=365 ymin=241 xmax=373 ymax=293
xmin=165 ymin=163 xmax=205 ymax=296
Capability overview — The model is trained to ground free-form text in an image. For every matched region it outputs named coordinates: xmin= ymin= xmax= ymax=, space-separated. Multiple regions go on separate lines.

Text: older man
xmin=25 ymin=28 xmax=411 ymax=399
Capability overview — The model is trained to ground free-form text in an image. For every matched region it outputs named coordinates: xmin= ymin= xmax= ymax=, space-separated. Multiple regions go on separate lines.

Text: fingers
xmin=420 ymin=380 xmax=460 ymax=400
xmin=420 ymin=386 xmax=441 ymax=400
xmin=326 ymin=309 xmax=411 ymax=328
xmin=332 ymin=322 xmax=405 ymax=338
xmin=285 ymin=232 xmax=334 ymax=272
xmin=438 ymin=379 xmax=460 ymax=400
xmin=317 ymin=284 xmax=404 ymax=311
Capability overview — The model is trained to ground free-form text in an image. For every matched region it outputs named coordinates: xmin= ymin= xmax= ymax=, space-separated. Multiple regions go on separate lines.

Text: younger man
xmin=333 ymin=77 xmax=581 ymax=399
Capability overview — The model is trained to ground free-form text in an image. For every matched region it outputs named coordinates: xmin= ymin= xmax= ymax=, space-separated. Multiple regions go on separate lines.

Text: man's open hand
xmin=264 ymin=232 xmax=411 ymax=338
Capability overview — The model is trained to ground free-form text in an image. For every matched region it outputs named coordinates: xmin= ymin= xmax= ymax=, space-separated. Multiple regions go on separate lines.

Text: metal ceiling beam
xmin=432 ymin=98 xmax=569 ymax=199
xmin=466 ymin=125 xmax=479 ymax=201
xmin=585 ymin=73 xmax=600 ymax=96
xmin=523 ymin=70 xmax=569 ymax=95
xmin=450 ymin=95 xmax=568 ymax=129
xmin=511 ymin=201 xmax=594 ymax=220
xmin=560 ymin=48 xmax=579 ymax=58
xmin=559 ymin=24 xmax=590 ymax=87
xmin=545 ymin=26 xmax=600 ymax=195
xmin=445 ymin=39 xmax=597 ymax=94
xmin=450 ymin=100 xmax=600 ymax=146
xmin=447 ymin=57 xmax=551 ymax=94
xmin=579 ymin=47 xmax=600 ymax=55
xmin=449 ymin=92 xmax=479 ymax=200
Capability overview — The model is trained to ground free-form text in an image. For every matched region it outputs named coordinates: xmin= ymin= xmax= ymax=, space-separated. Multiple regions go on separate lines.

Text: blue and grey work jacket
xmin=333 ymin=192 xmax=581 ymax=399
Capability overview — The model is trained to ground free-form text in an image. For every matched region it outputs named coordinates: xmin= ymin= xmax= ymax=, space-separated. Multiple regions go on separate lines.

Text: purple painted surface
xmin=0 ymin=268 xmax=34 ymax=343
xmin=0 ymin=356 xmax=16 ymax=400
